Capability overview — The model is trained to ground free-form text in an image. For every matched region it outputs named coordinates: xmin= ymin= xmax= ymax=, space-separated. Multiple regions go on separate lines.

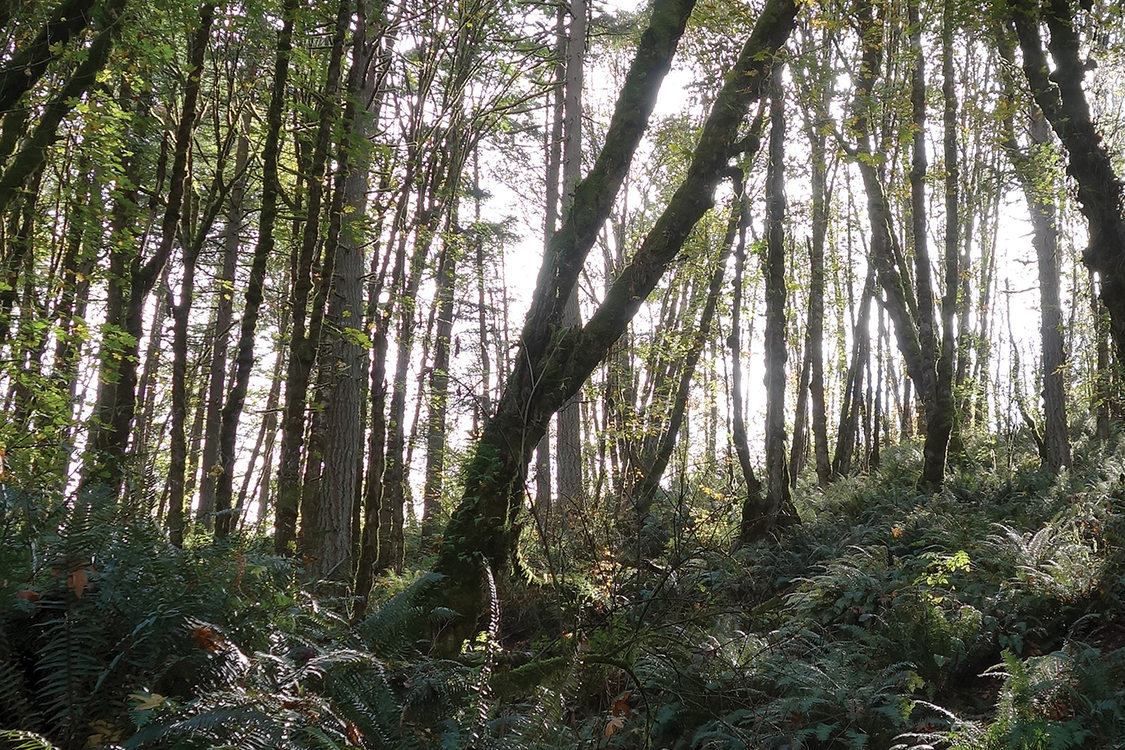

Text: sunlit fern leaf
xmin=296 ymin=725 xmax=354 ymax=750
xmin=321 ymin=662 xmax=401 ymax=747
xmin=357 ymin=573 xmax=453 ymax=656
xmin=401 ymin=658 xmax=473 ymax=726
xmin=0 ymin=730 xmax=59 ymax=750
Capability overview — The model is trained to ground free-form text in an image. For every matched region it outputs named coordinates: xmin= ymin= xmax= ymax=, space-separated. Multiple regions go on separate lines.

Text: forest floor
xmin=2 ymin=431 xmax=1124 ymax=749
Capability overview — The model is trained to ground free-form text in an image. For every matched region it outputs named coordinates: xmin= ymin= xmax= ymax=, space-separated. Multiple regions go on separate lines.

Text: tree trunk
xmin=633 ymin=183 xmax=739 ymax=538
xmin=167 ymin=3 xmax=217 ymax=548
xmin=997 ymin=33 xmax=1071 ymax=471
xmin=354 ymin=288 xmax=390 ymax=615
xmin=273 ymin=0 xmax=352 ymax=554
xmin=213 ymin=0 xmax=299 ymax=537
xmin=1093 ymin=274 xmax=1112 ymax=440
xmin=1008 ymin=0 xmax=1125 ymax=365
xmin=801 ymin=38 xmax=832 ymax=486
xmin=80 ymin=43 xmax=200 ymax=495
xmin=397 ymin=0 xmax=796 ymax=655
xmin=728 ymin=171 xmax=764 ymax=544
xmin=198 ymin=119 xmax=249 ymax=529
xmin=744 ymin=64 xmax=791 ymax=541
xmin=847 ymin=0 xmax=952 ymax=491
xmin=556 ymin=0 xmax=587 ymax=517
xmin=420 ymin=220 xmax=460 ymax=545
xmin=789 ymin=334 xmax=811 ymax=487
xmin=833 ymin=270 xmax=876 ymax=477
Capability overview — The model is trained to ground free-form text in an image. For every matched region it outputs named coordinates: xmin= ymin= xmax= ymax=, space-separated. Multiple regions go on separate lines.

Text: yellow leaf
xmin=130 ymin=691 xmax=166 ymax=711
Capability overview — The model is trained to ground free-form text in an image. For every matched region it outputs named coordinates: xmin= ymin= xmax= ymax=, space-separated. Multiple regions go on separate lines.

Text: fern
xmin=0 ymin=730 xmax=60 ymax=750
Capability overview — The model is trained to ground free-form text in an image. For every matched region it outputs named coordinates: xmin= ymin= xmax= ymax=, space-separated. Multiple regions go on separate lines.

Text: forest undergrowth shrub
xmin=596 ymin=437 xmax=1125 ymax=749
xmin=4 ymin=433 xmax=1123 ymax=750
xmin=898 ymin=643 xmax=1125 ymax=750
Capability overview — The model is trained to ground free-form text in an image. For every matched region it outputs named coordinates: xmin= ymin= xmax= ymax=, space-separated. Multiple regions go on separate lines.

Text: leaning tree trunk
xmin=1008 ymin=0 xmax=1125 ymax=365
xmin=383 ymin=0 xmax=797 ymax=655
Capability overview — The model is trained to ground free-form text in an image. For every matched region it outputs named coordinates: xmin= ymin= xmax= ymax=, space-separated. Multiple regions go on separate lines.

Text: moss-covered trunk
xmin=405 ymin=0 xmax=799 ymax=655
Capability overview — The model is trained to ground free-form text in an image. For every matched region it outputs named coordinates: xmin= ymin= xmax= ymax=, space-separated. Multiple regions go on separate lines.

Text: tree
xmin=213 ymin=0 xmax=300 ymax=537
xmin=302 ymin=0 xmax=387 ymax=580
xmin=997 ymin=30 xmax=1072 ymax=472
xmin=1004 ymin=0 xmax=1125 ymax=366
xmin=391 ymin=0 xmax=799 ymax=654
xmin=556 ymin=0 xmax=588 ymax=517
xmin=273 ymin=0 xmax=352 ymax=554
xmin=758 ymin=62 xmax=792 ymax=537
xmin=167 ymin=3 xmax=219 ymax=547
xmin=841 ymin=0 xmax=958 ymax=492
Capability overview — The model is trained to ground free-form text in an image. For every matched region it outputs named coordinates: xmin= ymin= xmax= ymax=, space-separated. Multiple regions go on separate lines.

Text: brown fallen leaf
xmin=190 ymin=626 xmax=226 ymax=653
xmin=15 ymin=589 xmax=41 ymax=603
xmin=611 ymin=691 xmax=633 ymax=718
xmin=67 ymin=566 xmax=93 ymax=598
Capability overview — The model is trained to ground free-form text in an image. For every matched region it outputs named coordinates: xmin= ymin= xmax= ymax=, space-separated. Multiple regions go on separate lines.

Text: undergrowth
xmin=1 ymin=433 xmax=1123 ymax=749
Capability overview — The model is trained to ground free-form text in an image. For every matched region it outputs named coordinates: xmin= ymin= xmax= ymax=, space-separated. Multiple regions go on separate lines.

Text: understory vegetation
xmin=3 ymin=431 xmax=1123 ymax=750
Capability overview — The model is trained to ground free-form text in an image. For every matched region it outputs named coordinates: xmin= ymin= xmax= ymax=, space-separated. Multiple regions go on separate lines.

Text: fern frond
xmin=0 ymin=729 xmax=59 ymax=750
xmin=0 ymin=643 xmax=39 ymax=730
xmin=123 ymin=706 xmax=277 ymax=749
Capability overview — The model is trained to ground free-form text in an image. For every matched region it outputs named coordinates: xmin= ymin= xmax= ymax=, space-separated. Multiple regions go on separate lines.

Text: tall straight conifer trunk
xmin=303 ymin=0 xmax=385 ymax=580
xmin=556 ymin=0 xmax=587 ymax=516
xmin=273 ymin=0 xmax=352 ymax=554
